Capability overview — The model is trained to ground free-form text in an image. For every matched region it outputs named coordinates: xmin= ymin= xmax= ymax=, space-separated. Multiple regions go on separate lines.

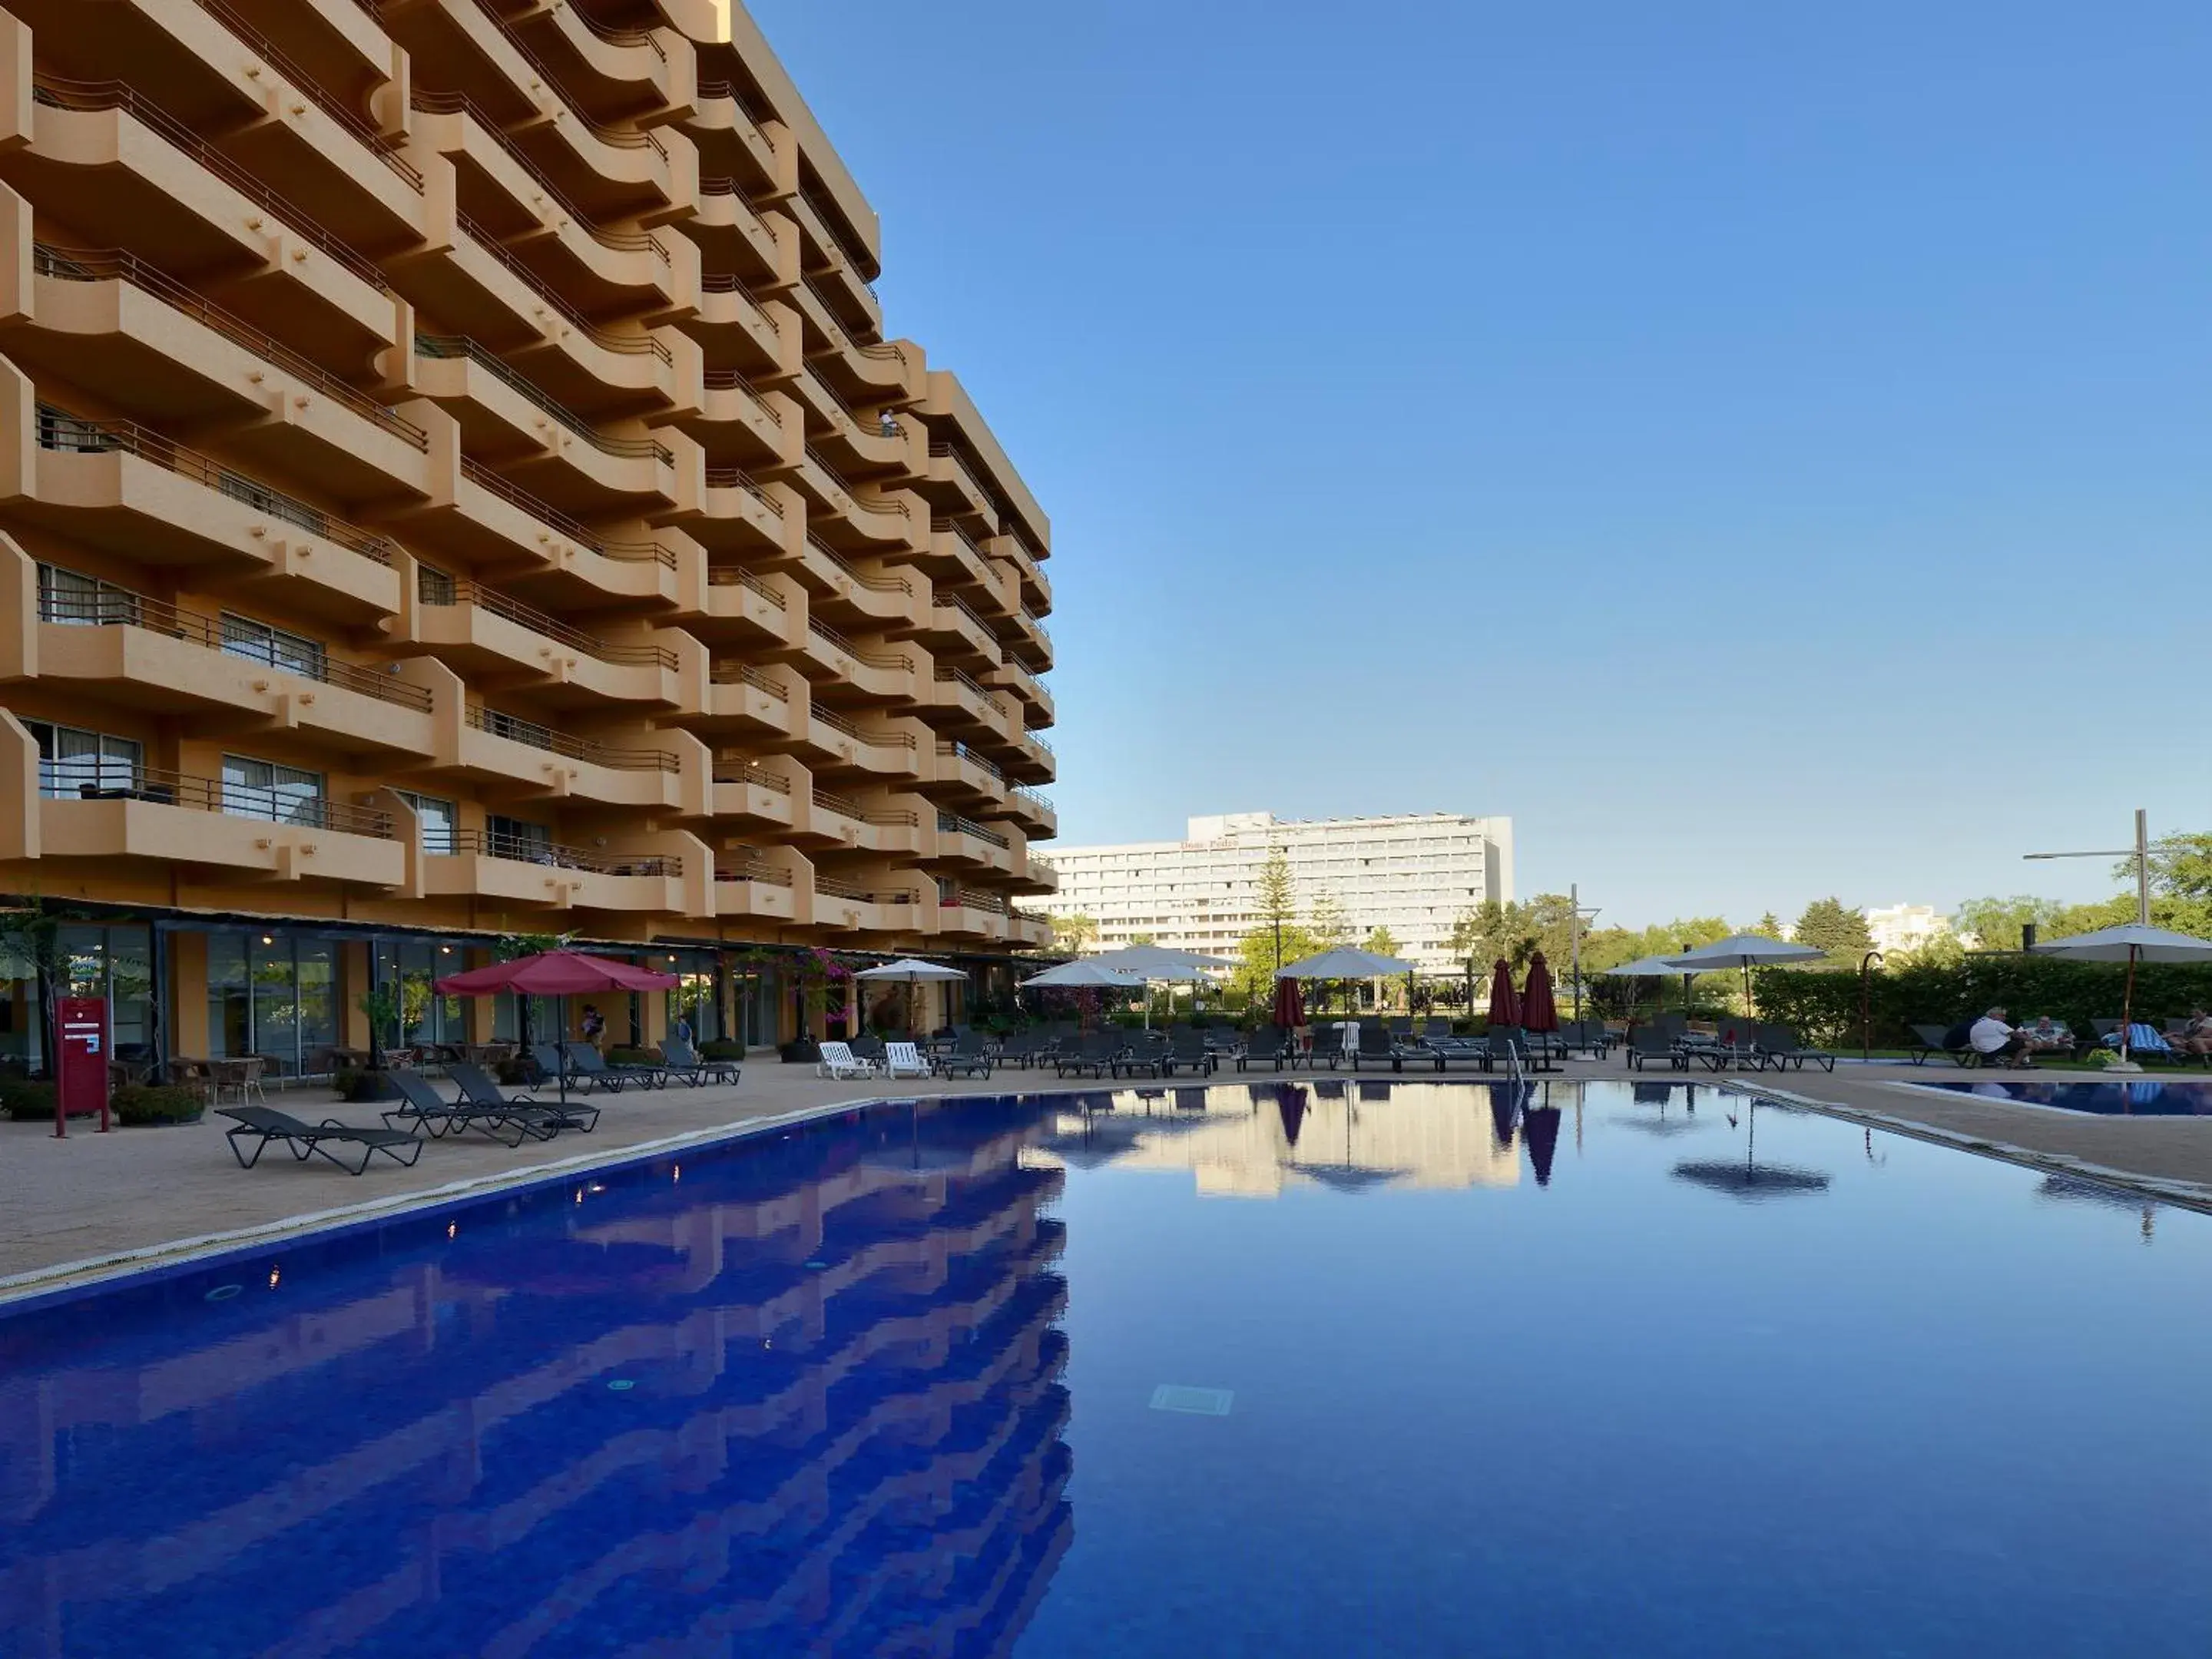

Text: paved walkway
xmin=5 ymin=1051 xmax=2210 ymax=1298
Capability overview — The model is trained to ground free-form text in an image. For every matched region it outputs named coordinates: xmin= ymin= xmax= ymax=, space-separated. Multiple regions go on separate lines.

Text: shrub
xmin=700 ymin=1039 xmax=745 ymax=1061
xmin=112 ymin=1084 xmax=205 ymax=1127
xmin=1751 ymin=959 xmax=2212 ymax=1050
xmin=0 ymin=1079 xmax=57 ymax=1121
xmin=607 ymin=1046 xmax=655 ymax=1068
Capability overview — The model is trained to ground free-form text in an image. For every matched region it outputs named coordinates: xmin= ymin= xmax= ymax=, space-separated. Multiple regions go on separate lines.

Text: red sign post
xmin=55 ymin=996 xmax=110 ymax=1137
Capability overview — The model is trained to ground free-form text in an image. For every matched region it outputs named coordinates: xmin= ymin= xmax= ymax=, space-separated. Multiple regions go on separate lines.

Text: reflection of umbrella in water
xmin=1273 ymin=1084 xmax=1310 ymax=1148
xmin=1671 ymin=1099 xmax=1832 ymax=1200
xmin=1620 ymin=1080 xmax=1716 ymax=1135
xmin=1038 ymin=1102 xmax=1217 ymax=1168
xmin=1293 ymin=1095 xmax=1412 ymax=1192
xmin=1522 ymin=1104 xmax=1562 ymax=1186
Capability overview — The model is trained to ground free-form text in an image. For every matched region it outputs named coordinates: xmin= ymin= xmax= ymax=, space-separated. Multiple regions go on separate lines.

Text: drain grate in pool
xmin=1150 ymin=1385 xmax=1234 ymax=1416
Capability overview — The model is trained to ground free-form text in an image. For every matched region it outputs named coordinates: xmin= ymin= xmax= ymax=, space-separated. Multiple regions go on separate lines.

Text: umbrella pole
xmin=2121 ymin=946 xmax=2138 ymax=1065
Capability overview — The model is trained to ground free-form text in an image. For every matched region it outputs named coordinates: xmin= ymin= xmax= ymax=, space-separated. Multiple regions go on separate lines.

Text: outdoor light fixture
xmin=260 ymin=935 xmax=273 ymax=945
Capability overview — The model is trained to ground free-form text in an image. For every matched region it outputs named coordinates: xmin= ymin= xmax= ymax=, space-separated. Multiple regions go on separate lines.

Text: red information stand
xmin=55 ymin=996 xmax=110 ymax=1137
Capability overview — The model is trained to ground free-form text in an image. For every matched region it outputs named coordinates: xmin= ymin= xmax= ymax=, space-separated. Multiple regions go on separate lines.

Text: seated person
xmin=2168 ymin=1008 xmax=2212 ymax=1056
xmin=2022 ymin=1015 xmax=2073 ymax=1053
xmin=1968 ymin=1008 xmax=2031 ymax=1068
xmin=2102 ymin=1021 xmax=2171 ymax=1055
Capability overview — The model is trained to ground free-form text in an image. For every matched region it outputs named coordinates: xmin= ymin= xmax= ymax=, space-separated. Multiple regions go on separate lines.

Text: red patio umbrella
xmin=1271 ymin=975 xmax=1306 ymax=1031
xmin=1486 ymin=959 xmax=1522 ymax=1028
xmin=435 ymin=949 xmax=679 ymax=1101
xmin=1520 ymin=952 xmax=1560 ymax=1035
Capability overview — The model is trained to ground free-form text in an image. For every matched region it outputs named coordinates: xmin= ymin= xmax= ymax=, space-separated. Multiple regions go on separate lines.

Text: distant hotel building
xmin=1047 ymin=812 xmax=1514 ymax=973
xmin=1866 ymin=903 xmax=1952 ymax=955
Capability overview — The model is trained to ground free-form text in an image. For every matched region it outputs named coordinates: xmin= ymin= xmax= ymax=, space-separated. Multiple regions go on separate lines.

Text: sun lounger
xmin=448 ymin=1061 xmax=600 ymax=1133
xmin=885 ymin=1040 xmax=932 ymax=1079
xmin=218 ymin=1106 xmax=426 ymax=1175
xmin=1625 ymin=1027 xmax=1684 ymax=1071
xmin=1238 ymin=1028 xmax=1290 ymax=1072
xmin=1163 ymin=1029 xmax=1217 ymax=1077
xmin=1055 ymin=1033 xmax=1117 ymax=1078
xmin=382 ymin=1068 xmax=567 ymax=1146
xmin=561 ymin=1041 xmax=667 ymax=1092
xmin=1114 ymin=1038 xmax=1167 ymax=1079
xmin=1755 ymin=1024 xmax=1836 ymax=1072
xmin=656 ymin=1037 xmax=738 ymax=1088
xmin=1908 ymin=1025 xmax=1972 ymax=1066
xmin=816 ymin=1040 xmax=878 ymax=1080
xmin=937 ymin=1032 xmax=995 ymax=1079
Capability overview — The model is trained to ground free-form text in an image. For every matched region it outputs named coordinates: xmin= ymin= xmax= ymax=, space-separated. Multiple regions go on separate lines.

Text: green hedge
xmin=1750 ymin=959 xmax=2212 ymax=1049
xmin=113 ymin=1084 xmax=206 ymax=1126
xmin=700 ymin=1039 xmax=745 ymax=1061
xmin=0 ymin=1079 xmax=55 ymax=1121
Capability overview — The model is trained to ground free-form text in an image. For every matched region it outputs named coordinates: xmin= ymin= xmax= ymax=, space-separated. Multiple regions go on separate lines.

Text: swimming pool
xmin=1 ymin=1078 xmax=2205 ymax=1657
xmin=1922 ymin=1077 xmax=2212 ymax=1116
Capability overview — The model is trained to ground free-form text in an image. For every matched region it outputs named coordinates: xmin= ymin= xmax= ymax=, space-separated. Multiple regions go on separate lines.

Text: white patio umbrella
xmin=1021 ymin=959 xmax=1147 ymax=988
xmin=2032 ymin=922 xmax=2212 ymax=1069
xmin=1664 ymin=934 xmax=1824 ymax=1018
xmin=1600 ymin=954 xmax=1696 ymax=1022
xmin=1277 ymin=945 xmax=1419 ymax=1025
xmin=853 ymin=958 xmax=967 ymax=1035
xmin=1088 ymin=943 xmax=1233 ymax=1027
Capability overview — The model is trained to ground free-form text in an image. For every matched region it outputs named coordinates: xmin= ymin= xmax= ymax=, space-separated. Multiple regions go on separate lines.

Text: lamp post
xmin=1568 ymin=884 xmax=1600 ymax=1023
xmin=1859 ymin=949 xmax=1883 ymax=1061
xmin=2025 ymin=808 xmax=2154 ymax=1067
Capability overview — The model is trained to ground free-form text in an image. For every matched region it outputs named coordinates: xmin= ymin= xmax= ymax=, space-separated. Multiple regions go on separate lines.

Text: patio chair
xmin=218 ymin=1107 xmax=426 ymax=1176
xmin=1909 ymin=1025 xmax=1974 ymax=1066
xmin=1114 ymin=1038 xmax=1168 ymax=1079
xmin=998 ymin=1031 xmax=1046 ymax=1070
xmin=1305 ymin=1026 xmax=1351 ymax=1070
xmin=1625 ymin=1026 xmax=1684 ymax=1071
xmin=937 ymin=1031 xmax=995 ymax=1079
xmin=382 ymin=1068 xmax=565 ymax=1147
xmin=816 ymin=1040 xmax=879 ymax=1081
xmin=885 ymin=1041 xmax=933 ymax=1079
xmin=1482 ymin=1028 xmax=1529 ymax=1073
xmin=1055 ymin=1033 xmax=1118 ymax=1078
xmin=1238 ymin=1027 xmax=1290 ymax=1072
xmin=1755 ymin=1024 xmax=1836 ymax=1073
xmin=1387 ymin=1017 xmax=1415 ymax=1038
xmin=448 ymin=1061 xmax=600 ymax=1134
xmin=1163 ymin=1028 xmax=1217 ymax=1077
xmin=657 ymin=1037 xmax=739 ymax=1088
xmin=560 ymin=1042 xmax=667 ymax=1092
xmin=1388 ymin=1028 xmax=1445 ymax=1073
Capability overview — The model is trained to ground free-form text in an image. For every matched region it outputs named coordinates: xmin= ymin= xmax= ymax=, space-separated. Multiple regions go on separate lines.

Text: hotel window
xmin=207 ymin=931 xmax=339 ymax=1075
xmin=485 ymin=815 xmax=552 ymax=863
xmin=396 ymin=790 xmax=459 ymax=854
xmin=36 ymin=563 xmax=137 ymax=626
xmin=220 ymin=613 xmax=326 ymax=680
xmin=220 ymin=756 xmax=324 ymax=826
xmin=24 ymin=722 xmax=141 ymax=799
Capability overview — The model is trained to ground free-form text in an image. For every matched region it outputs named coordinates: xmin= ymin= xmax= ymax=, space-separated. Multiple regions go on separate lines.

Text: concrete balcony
xmin=703 ymin=661 xmax=802 ymax=741
xmin=1007 ymin=606 xmax=1054 ymax=674
xmin=988 ymin=530 xmax=1051 ymax=614
xmin=697 ymin=366 xmax=790 ymax=462
xmin=790 ymin=282 xmax=921 ymax=401
xmin=1008 ymin=909 xmax=1053 ymax=951
xmin=926 ymin=810 xmax=1016 ymax=877
xmin=794 ymin=369 xmax=915 ymax=477
xmin=709 ymin=755 xmax=797 ymax=835
xmin=692 ymin=466 xmax=790 ymax=556
xmin=789 ymin=196 xmax=881 ymax=339
xmin=788 ymin=623 xmax=916 ymax=705
xmin=693 ymin=179 xmax=786 ymax=285
xmin=33 ymin=766 xmax=405 ymax=889
xmin=919 ymin=596 xmax=1005 ymax=671
xmin=24 ymin=579 xmax=436 ymax=760
xmin=692 ymin=286 xmax=790 ymax=383
xmin=921 ymin=442 xmax=998 ymax=527
xmin=423 ymin=829 xmax=701 ymax=919
xmin=802 ymin=538 xmax=919 ymax=632
xmin=8 ymin=246 xmax=433 ymax=507
xmin=2 ymin=78 xmax=401 ymax=366
xmin=699 ymin=566 xmax=800 ymax=650
xmin=923 ymin=667 xmax=1015 ymax=739
xmin=689 ymin=81 xmax=781 ymax=197
xmin=797 ymin=786 xmax=919 ymax=858
xmin=810 ymin=873 xmax=921 ymax=938
xmin=516 ymin=0 xmax=684 ymax=124
xmin=921 ymin=518 xmax=1002 ymax=600
xmin=926 ymin=740 xmax=1008 ymax=810
xmin=932 ymin=888 xmax=1011 ymax=942
xmin=793 ymin=449 xmax=916 ymax=548
xmin=992 ymin=659 xmax=1055 ymax=728
xmin=1003 ymin=786 xmax=1057 ymax=840
xmin=1004 ymin=726 xmax=1055 ymax=787
xmin=406 ymin=578 xmax=688 ymax=710
xmin=713 ymin=849 xmax=799 ymax=922
xmin=798 ymin=707 xmax=919 ymax=781
xmin=20 ymin=401 xmax=405 ymax=627
xmin=446 ymin=700 xmax=695 ymax=812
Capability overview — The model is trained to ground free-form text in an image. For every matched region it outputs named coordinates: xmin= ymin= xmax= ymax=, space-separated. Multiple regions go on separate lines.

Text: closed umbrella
xmin=435 ymin=949 xmax=679 ymax=1104
xmin=1487 ymin=959 xmax=1522 ymax=1028
xmin=1271 ymin=975 xmax=1306 ymax=1032
xmin=2031 ymin=922 xmax=2212 ymax=1069
xmin=1521 ymin=952 xmax=1559 ymax=1034
xmin=1664 ymin=934 xmax=1824 ymax=1019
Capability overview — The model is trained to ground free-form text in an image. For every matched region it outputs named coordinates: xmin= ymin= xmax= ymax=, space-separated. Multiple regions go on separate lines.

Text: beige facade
xmin=0 ymin=0 xmax=1055 ymax=1058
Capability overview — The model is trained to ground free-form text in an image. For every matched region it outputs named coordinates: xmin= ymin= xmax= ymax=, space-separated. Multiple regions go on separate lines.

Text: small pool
xmin=0 ymin=1079 xmax=2206 ymax=1657
xmin=1922 ymin=1077 xmax=2212 ymax=1116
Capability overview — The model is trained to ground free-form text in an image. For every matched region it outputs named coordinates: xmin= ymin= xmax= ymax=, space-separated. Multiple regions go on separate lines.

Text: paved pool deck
xmin=4 ymin=1052 xmax=2209 ymax=1299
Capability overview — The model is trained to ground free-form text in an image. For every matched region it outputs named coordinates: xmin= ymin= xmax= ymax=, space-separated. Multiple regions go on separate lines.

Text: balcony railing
xmin=188 ymin=0 xmax=423 ymax=188
xmin=936 ymin=591 xmax=1000 ymax=644
xmin=935 ymin=740 xmax=1005 ymax=783
xmin=35 ymin=403 xmax=399 ymax=565
xmin=417 ymin=336 xmax=671 ymax=462
xmin=800 ymin=272 xmax=901 ymax=361
xmin=717 ymin=854 xmax=794 ymax=887
xmin=809 ymin=366 xmax=902 ymax=438
xmin=573 ymin=2 xmax=665 ymax=59
xmin=411 ymin=90 xmax=664 ymax=256
xmin=807 ymin=620 xmax=910 ymax=673
xmin=812 ymin=785 xmax=863 ymax=820
xmin=464 ymin=703 xmax=680 ymax=771
xmin=454 ymin=458 xmax=671 ymax=568
xmin=806 ymin=448 xmax=902 ymax=518
xmin=798 ymin=187 xmax=881 ymax=283
xmin=455 ymin=213 xmax=671 ymax=362
xmin=463 ymin=0 xmax=668 ymax=165
xmin=716 ymin=758 xmax=791 ymax=793
xmin=928 ymin=442 xmax=993 ymax=508
xmin=697 ymin=177 xmax=775 ymax=247
xmin=419 ymin=572 xmax=677 ymax=671
xmin=706 ymin=566 xmax=786 ymax=607
xmin=931 ymin=518 xmax=995 ymax=575
xmin=38 ymin=762 xmax=394 ymax=836
xmin=814 ymin=708 xmax=918 ymax=752
xmin=700 ymin=364 xmax=784 ymax=425
xmin=937 ymin=811 xmax=1011 ymax=850
xmin=447 ymin=827 xmax=679 ymax=877
xmin=1013 ymin=786 xmax=1055 ymax=813
xmin=816 ymin=873 xmax=912 ymax=906
xmin=35 ymin=245 xmax=428 ymax=449
xmin=810 ymin=538 xmax=913 ymax=595
xmin=709 ymin=662 xmax=790 ymax=700
xmin=38 ymin=584 xmax=432 ymax=711
xmin=31 ymin=78 xmax=389 ymax=293
xmin=934 ymin=664 xmax=1001 ymax=711
xmin=703 ymin=465 xmax=784 ymax=516
xmin=942 ymin=886 xmax=1010 ymax=916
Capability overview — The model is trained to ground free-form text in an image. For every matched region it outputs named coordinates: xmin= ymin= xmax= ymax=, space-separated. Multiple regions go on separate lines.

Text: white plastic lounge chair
xmin=885 ymin=1040 xmax=932 ymax=1079
xmin=815 ymin=1040 xmax=877 ymax=1081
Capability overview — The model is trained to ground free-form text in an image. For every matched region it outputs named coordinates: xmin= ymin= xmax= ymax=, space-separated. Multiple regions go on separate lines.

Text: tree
xmin=1365 ymin=925 xmax=1399 ymax=957
xmin=1793 ymin=897 xmax=1873 ymax=962
xmin=1047 ymin=912 xmax=1098 ymax=955
xmin=1309 ymin=889 xmax=1352 ymax=949
xmin=1254 ymin=848 xmax=1296 ymax=932
xmin=1445 ymin=895 xmax=1580 ymax=974
xmin=1229 ymin=924 xmax=1325 ymax=1007
xmin=1750 ymin=912 xmax=1784 ymax=939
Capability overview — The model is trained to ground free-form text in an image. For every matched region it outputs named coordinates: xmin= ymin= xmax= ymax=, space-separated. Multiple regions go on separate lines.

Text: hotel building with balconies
xmin=0 ymin=0 xmax=1057 ymax=1066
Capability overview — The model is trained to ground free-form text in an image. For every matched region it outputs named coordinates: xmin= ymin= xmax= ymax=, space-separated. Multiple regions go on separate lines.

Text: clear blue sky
xmin=751 ymin=0 xmax=2211 ymax=928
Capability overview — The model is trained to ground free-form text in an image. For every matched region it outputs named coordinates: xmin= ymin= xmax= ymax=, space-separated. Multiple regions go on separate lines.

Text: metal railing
xmin=418 ymin=573 xmax=676 ymax=670
xmin=703 ymin=465 xmax=784 ymax=516
xmin=934 ymin=664 xmax=1000 ymax=710
xmin=411 ymin=90 xmax=664 ymax=253
xmin=798 ymin=187 xmax=881 ymax=283
xmin=938 ymin=811 xmax=1011 ymax=850
xmin=448 ymin=827 xmax=678 ymax=877
xmin=717 ymin=759 xmax=792 ymax=793
xmin=35 ymin=403 xmax=398 ymax=565
xmin=934 ymin=740 xmax=1005 ymax=783
xmin=455 ymin=213 xmax=671 ymax=362
xmin=187 ymin=0 xmax=422 ymax=188
xmin=813 ymin=708 xmax=916 ymax=751
xmin=697 ymin=177 xmax=776 ymax=247
xmin=1012 ymin=786 xmax=1055 ymax=815
xmin=807 ymin=448 xmax=903 ymax=518
xmin=39 ymin=762 xmax=394 ymax=837
xmin=700 ymin=364 xmax=784 ymax=424
xmin=465 ymin=703 xmax=680 ymax=772
xmin=465 ymin=0 xmax=667 ymax=167
xmin=815 ymin=873 xmax=907 ymax=905
xmin=710 ymin=661 xmax=790 ymax=700
xmin=34 ymin=245 xmax=426 ymax=449
xmin=417 ymin=335 xmax=671 ymax=463
xmin=809 ymin=619 xmax=913 ymax=672
xmin=928 ymin=442 xmax=994 ymax=508
xmin=454 ymin=457 xmax=668 ymax=567
xmin=810 ymin=538 xmax=912 ymax=595
xmin=707 ymin=566 xmax=787 ymax=608
xmin=38 ymin=584 xmax=432 ymax=711
xmin=942 ymin=886 xmax=1011 ymax=916
xmin=32 ymin=78 xmax=390 ymax=293
xmin=812 ymin=785 xmax=864 ymax=820
xmin=809 ymin=366 xmax=902 ymax=438
xmin=573 ymin=3 xmax=667 ymax=60
xmin=935 ymin=591 xmax=1000 ymax=646
xmin=717 ymin=855 xmax=794 ymax=887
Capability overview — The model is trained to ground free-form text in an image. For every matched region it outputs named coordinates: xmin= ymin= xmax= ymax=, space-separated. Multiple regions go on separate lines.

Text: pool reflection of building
xmin=1035 ymin=1081 xmax=1548 ymax=1197
xmin=0 ymin=1100 xmax=1071 ymax=1657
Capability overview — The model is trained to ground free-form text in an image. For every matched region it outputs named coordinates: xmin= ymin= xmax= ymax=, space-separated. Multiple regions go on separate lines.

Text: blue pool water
xmin=2 ymin=1079 xmax=2209 ymax=1657
xmin=1924 ymin=1076 xmax=2212 ymax=1116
